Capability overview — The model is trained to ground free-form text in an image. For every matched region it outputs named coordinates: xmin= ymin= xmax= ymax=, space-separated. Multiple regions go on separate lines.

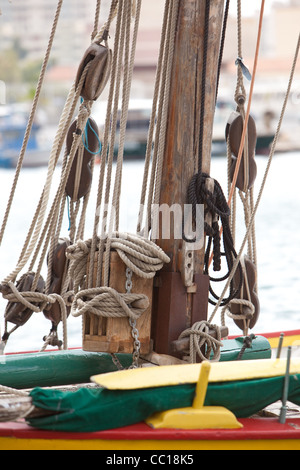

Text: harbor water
xmin=0 ymin=152 xmax=299 ymax=353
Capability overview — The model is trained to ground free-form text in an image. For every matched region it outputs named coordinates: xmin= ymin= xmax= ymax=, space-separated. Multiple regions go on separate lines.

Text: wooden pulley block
xmin=43 ymin=238 xmax=72 ymax=326
xmin=75 ymin=43 xmax=112 ymax=101
xmin=226 ymin=111 xmax=257 ymax=191
xmin=4 ymin=273 xmax=45 ymax=327
xmin=65 ymin=117 xmax=99 ymax=201
xmin=231 ymin=255 xmax=260 ymax=331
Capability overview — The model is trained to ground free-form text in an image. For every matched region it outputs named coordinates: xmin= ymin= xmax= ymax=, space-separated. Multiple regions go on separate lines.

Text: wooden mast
xmin=152 ymin=0 xmax=225 ymax=355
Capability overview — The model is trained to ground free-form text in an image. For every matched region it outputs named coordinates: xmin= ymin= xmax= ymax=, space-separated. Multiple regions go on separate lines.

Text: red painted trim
xmin=229 ymin=330 xmax=300 ymax=340
xmin=1 ymin=418 xmax=300 ymax=442
xmin=261 ymin=330 xmax=300 ymax=339
xmin=5 ymin=347 xmax=81 ymax=356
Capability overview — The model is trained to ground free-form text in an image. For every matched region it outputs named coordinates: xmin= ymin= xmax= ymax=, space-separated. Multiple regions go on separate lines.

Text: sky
xmin=229 ymin=0 xmax=290 ymax=16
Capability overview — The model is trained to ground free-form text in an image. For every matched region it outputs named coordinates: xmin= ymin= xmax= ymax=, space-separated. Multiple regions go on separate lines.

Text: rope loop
xmin=221 ymin=298 xmax=255 ymax=327
xmin=178 ymin=321 xmax=223 ymax=364
xmin=71 ymin=286 xmax=149 ymax=322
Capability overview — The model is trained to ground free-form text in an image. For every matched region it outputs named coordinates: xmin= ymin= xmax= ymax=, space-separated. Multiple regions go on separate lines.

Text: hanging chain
xmin=126 ymin=267 xmax=141 ymax=369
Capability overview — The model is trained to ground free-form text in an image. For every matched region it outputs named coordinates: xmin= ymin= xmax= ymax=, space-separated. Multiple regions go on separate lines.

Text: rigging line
xmin=215 ymin=0 xmax=230 ymax=104
xmin=148 ymin=0 xmax=180 ymax=237
xmin=198 ymin=0 xmax=210 ymax=173
xmin=209 ymin=32 xmax=300 ymax=325
xmin=136 ymin=0 xmax=171 ymax=236
xmin=2 ymin=68 xmax=91 ymax=285
xmin=91 ymin=0 xmax=101 ymax=42
xmin=229 ymin=0 xmax=265 ymax=206
xmin=88 ymin=1 xmax=124 ymax=289
xmin=208 ymin=0 xmax=265 ymax=268
xmin=0 ymin=0 xmax=64 ymax=247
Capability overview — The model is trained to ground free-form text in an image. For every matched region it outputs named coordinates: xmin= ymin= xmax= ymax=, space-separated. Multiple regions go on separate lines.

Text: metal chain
xmin=126 ymin=267 xmax=141 ymax=369
xmin=111 ymin=352 xmax=125 ymax=370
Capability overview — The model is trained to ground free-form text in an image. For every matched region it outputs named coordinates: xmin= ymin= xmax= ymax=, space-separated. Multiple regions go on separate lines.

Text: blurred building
xmin=0 ymin=0 xmax=299 ymax=94
xmin=0 ymin=0 xmax=97 ymax=63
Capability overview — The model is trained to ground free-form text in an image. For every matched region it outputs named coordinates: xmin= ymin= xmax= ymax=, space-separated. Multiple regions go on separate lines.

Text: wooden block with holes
xmin=82 ymin=251 xmax=153 ymax=354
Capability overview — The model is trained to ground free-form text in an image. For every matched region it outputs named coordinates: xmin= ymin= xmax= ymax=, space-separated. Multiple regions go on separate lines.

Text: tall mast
xmin=152 ymin=0 xmax=226 ymax=355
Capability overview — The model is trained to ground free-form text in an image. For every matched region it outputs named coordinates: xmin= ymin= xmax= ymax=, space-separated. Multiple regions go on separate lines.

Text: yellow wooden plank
xmin=268 ymin=334 xmax=300 ymax=349
xmin=92 ymin=357 xmax=300 ymax=390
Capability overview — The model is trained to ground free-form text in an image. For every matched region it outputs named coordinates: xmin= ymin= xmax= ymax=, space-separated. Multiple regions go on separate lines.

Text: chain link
xmin=111 ymin=353 xmax=125 ymax=370
xmin=125 ymin=267 xmax=133 ymax=293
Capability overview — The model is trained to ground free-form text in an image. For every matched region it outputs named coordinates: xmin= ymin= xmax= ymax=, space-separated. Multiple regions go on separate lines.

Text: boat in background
xmin=94 ymin=98 xmax=276 ymax=159
xmin=0 ymin=104 xmax=51 ymax=168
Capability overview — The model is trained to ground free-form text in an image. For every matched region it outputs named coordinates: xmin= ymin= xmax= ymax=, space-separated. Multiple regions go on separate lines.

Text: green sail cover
xmin=28 ymin=374 xmax=300 ymax=433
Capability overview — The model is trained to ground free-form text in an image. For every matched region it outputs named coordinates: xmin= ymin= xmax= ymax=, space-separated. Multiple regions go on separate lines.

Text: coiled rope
xmin=67 ymin=232 xmax=170 ymax=291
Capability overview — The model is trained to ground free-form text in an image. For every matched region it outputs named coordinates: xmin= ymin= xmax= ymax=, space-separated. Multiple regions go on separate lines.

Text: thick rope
xmin=0 ymin=386 xmax=34 ymax=423
xmin=72 ymin=286 xmax=149 ymax=321
xmin=67 ymin=232 xmax=170 ymax=292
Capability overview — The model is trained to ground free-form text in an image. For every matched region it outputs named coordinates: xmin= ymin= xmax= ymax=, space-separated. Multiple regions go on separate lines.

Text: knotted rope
xmin=178 ymin=321 xmax=223 ymax=364
xmin=72 ymin=286 xmax=149 ymax=322
xmin=1 ymin=282 xmax=68 ymax=349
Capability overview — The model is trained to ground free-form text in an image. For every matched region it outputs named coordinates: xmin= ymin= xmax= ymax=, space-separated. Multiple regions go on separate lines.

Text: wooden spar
xmin=152 ymin=0 xmax=225 ymax=355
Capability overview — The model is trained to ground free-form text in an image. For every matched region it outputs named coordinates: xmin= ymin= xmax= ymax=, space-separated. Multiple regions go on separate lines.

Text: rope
xmin=229 ymin=0 xmax=265 ymax=208
xmin=66 ymin=232 xmax=170 ymax=293
xmin=236 ymin=334 xmax=256 ymax=360
xmin=137 ymin=0 xmax=180 ymax=238
xmin=0 ymin=386 xmax=34 ymax=423
xmin=178 ymin=321 xmax=223 ymax=363
xmin=208 ymin=0 xmax=265 ymax=270
xmin=221 ymin=298 xmax=255 ymax=325
xmin=89 ymin=0 xmax=143 ymax=290
xmin=91 ymin=0 xmax=101 ymax=42
xmin=72 ymin=286 xmax=149 ymax=322
xmin=183 ymin=1 xmax=242 ymax=307
xmin=187 ymin=172 xmax=243 ymax=306
xmin=197 ymin=0 xmax=210 ymax=172
xmin=1 ymin=284 xmax=68 ymax=349
xmin=2 ymin=72 xmax=91 ymax=286
xmin=215 ymin=0 xmax=231 ymax=104
xmin=0 ymin=386 xmax=28 ymax=398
